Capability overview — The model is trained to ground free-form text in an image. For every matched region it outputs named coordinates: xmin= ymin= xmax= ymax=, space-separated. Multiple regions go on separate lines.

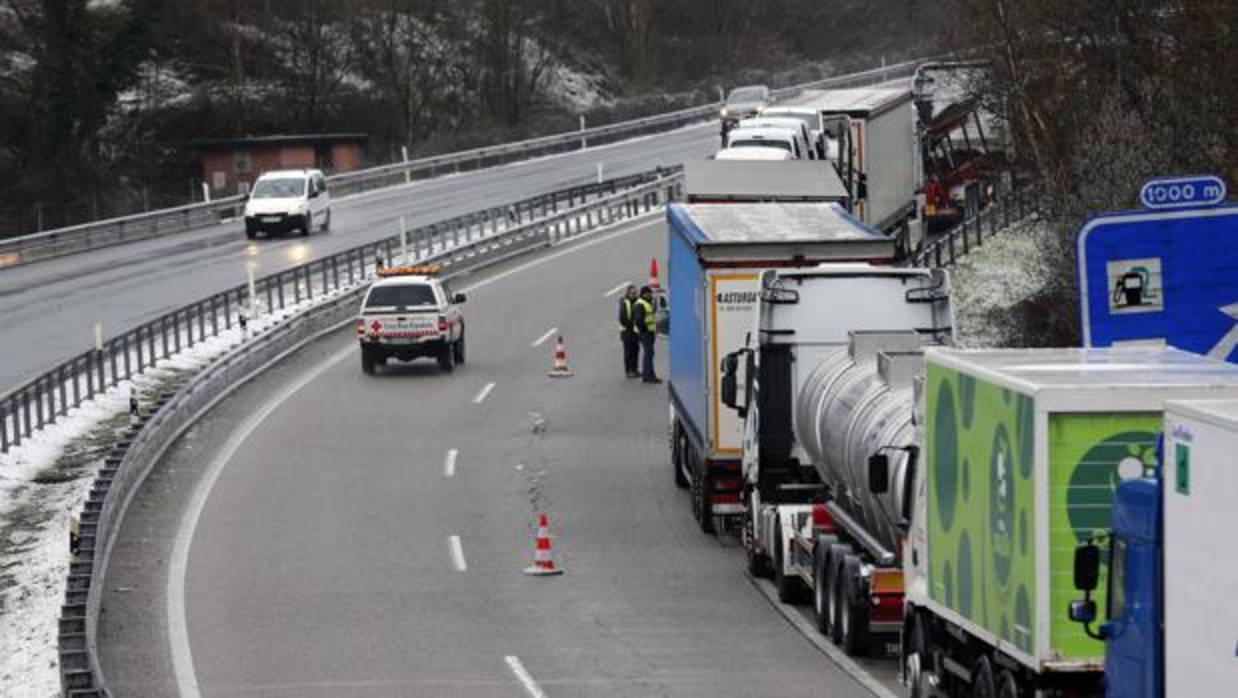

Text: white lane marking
xmin=449 ymin=535 xmax=467 ymax=571
xmin=444 ymin=448 xmax=458 ymax=478
xmin=504 ymin=655 xmax=548 ymax=698
xmin=168 ymin=343 xmax=354 ymax=698
xmin=169 ymin=211 xmax=661 ymax=695
xmin=457 ymin=212 xmax=661 ymax=294
xmin=531 ymin=327 xmax=558 ymax=347
xmin=473 ymin=382 xmax=496 ymax=404
xmin=603 ymin=281 xmax=630 ymax=297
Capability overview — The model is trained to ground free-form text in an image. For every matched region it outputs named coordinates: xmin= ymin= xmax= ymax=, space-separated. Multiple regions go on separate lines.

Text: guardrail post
xmin=198 ymin=302 xmax=207 ymax=342
xmin=71 ymin=358 xmax=81 ymax=407
xmin=172 ymin=311 xmax=182 ymax=353
xmin=210 ymin=297 xmax=219 ymax=336
xmin=276 ymin=274 xmax=285 ymax=310
xmin=963 ymin=220 xmax=970 ymax=256
xmin=34 ymin=383 xmax=44 ymax=429
xmin=122 ymin=335 xmax=131 ymax=380
xmin=58 ymin=366 xmax=67 ymax=416
xmin=85 ymin=354 xmax=95 ymax=400
xmin=161 ymin=316 xmax=170 ymax=359
xmin=22 ymin=391 xmax=32 ymax=438
xmin=1 ymin=403 xmax=8 ymax=452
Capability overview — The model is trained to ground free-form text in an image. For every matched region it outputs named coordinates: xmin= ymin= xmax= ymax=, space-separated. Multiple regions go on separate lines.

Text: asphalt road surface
xmin=98 ymin=217 xmax=899 ymax=697
xmin=0 ymin=124 xmax=717 ymax=392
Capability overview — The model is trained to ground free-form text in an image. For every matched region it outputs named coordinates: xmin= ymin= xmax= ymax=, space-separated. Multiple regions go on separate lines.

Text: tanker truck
xmin=718 ymin=265 xmax=954 ymax=656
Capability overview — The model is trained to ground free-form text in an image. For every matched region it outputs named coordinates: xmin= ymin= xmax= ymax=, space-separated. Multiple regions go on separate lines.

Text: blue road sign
xmin=1078 ymin=204 xmax=1238 ymax=359
xmin=1139 ymin=175 xmax=1227 ymax=210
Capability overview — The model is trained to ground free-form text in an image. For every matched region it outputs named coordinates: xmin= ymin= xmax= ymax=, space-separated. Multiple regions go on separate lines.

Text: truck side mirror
xmin=453 ymin=293 xmax=467 ymax=304
xmin=1073 ymin=542 xmax=1100 ymax=592
xmin=868 ymin=453 xmax=890 ymax=494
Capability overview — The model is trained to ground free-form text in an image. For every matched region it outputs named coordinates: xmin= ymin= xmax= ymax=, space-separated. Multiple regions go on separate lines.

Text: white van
xmin=713 ymin=147 xmax=792 ymax=161
xmin=735 ymin=117 xmax=816 ymax=159
xmin=724 ymin=126 xmax=806 ymax=160
xmin=758 ymin=106 xmax=828 ymax=159
xmin=244 ymin=169 xmax=331 ymax=239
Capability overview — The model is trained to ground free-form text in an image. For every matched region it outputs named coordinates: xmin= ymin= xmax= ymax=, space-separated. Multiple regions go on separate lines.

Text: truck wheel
xmin=672 ymin=424 xmax=689 ymax=489
xmin=453 ymin=332 xmax=466 ymax=364
xmin=995 ymin=669 xmax=1019 ymax=698
xmin=826 ymin=543 xmax=853 ymax=644
xmin=691 ymin=468 xmax=715 ymax=534
xmin=301 ymin=214 xmax=311 ymax=236
xmin=812 ymin=534 xmax=838 ymax=633
xmin=904 ymin=614 xmax=929 ymax=698
xmin=361 ymin=348 xmax=376 ymax=375
xmin=971 ymin=656 xmax=997 ymax=698
xmin=839 ymin=555 xmax=870 ymax=656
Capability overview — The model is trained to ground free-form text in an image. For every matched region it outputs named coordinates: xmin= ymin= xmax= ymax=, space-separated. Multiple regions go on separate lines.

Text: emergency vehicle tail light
xmin=356 ymin=320 xmax=366 ymax=337
xmin=811 ymin=503 xmax=837 ymax=533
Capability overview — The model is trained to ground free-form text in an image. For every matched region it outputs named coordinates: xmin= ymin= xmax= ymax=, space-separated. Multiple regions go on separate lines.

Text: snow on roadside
xmin=949 ymin=215 xmax=1056 ymax=348
xmin=0 ymin=281 xmax=362 ymax=698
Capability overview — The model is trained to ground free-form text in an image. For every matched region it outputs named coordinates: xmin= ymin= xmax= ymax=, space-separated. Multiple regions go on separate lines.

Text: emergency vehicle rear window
xmin=366 ymin=285 xmax=436 ymax=307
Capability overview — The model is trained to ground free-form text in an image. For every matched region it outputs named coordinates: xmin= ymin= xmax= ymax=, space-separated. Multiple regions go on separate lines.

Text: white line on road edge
xmin=504 ymin=656 xmax=548 ymax=698
xmin=449 ymin=535 xmax=468 ymax=571
xmin=603 ymin=281 xmax=629 ymax=297
xmin=168 ymin=343 xmax=355 ymax=698
xmin=444 ymin=448 xmax=458 ymax=478
xmin=473 ymin=382 xmax=496 ymax=404
xmin=746 ymin=574 xmax=899 ymax=698
xmin=531 ymin=328 xmax=558 ymax=347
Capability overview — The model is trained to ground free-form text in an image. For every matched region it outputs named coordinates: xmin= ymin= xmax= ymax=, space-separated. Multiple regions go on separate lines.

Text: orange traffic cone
xmin=524 ymin=513 xmax=564 ymax=576
xmin=648 ymin=258 xmax=661 ymax=293
xmin=547 ymin=335 xmax=573 ymax=378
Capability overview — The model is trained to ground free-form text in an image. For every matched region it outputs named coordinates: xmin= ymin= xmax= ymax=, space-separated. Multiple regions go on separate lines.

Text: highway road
xmin=0 ymin=123 xmax=717 ymax=393
xmin=97 ymin=216 xmax=899 ymax=697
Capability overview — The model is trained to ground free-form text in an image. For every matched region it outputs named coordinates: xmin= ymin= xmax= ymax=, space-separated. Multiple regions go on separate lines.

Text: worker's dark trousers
xmin=640 ymin=332 xmax=657 ymax=381
xmin=621 ymin=331 xmax=640 ymax=375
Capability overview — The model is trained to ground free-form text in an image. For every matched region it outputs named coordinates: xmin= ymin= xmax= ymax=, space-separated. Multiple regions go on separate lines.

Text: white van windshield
xmin=730 ymin=139 xmax=792 ymax=152
xmin=251 ymin=178 xmax=306 ymax=199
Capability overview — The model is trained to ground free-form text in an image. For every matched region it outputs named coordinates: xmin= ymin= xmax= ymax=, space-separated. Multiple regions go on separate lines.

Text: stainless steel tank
xmin=794 ymin=331 xmax=927 ymax=551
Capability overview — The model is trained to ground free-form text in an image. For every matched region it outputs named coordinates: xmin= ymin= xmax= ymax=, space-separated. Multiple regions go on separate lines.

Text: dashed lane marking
xmin=449 ymin=535 xmax=467 ymax=571
xmin=504 ymin=655 xmax=548 ymax=698
xmin=444 ymin=449 xmax=458 ymax=478
xmin=473 ymin=382 xmax=496 ymax=404
xmin=531 ymin=327 xmax=558 ymax=347
xmin=603 ymin=281 xmax=630 ymax=297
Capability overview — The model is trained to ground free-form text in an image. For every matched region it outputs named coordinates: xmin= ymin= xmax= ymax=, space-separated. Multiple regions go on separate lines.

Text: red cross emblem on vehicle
xmin=370 ymin=319 xmax=382 ymax=335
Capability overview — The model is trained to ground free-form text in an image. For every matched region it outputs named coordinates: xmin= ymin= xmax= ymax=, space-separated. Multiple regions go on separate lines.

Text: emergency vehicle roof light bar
xmin=377 ymin=264 xmax=443 ymax=278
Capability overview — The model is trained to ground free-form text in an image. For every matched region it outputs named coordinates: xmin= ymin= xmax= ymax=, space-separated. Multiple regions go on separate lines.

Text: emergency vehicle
xmin=356 ymin=265 xmax=466 ymax=374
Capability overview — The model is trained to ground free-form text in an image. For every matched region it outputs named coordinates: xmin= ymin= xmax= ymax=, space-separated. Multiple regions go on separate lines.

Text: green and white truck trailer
xmin=903 ymin=348 xmax=1238 ymax=696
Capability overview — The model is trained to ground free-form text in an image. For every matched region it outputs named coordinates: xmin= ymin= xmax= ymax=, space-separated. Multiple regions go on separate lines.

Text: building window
xmin=234 ymin=149 xmax=251 ymax=174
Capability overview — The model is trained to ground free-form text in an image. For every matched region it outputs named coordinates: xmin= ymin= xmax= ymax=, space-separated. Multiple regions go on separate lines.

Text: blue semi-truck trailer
xmin=1069 ymin=398 xmax=1238 ymax=697
xmin=666 ymin=201 xmax=893 ymax=532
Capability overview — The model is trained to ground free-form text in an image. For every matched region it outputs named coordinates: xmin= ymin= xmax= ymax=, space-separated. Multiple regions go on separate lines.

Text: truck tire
xmin=300 ymin=214 xmax=311 ymax=236
xmin=438 ymin=343 xmax=455 ymax=372
xmin=904 ymin=613 xmax=930 ymax=698
xmin=672 ymin=423 xmax=689 ymax=489
xmin=826 ymin=543 xmax=853 ymax=644
xmin=361 ymin=348 xmax=376 ymax=375
xmin=453 ymin=332 xmax=466 ymax=365
xmin=971 ymin=656 xmax=997 ymax=698
xmin=812 ymin=534 xmax=838 ymax=633
xmin=691 ymin=467 xmax=715 ymax=534
xmin=839 ymin=554 xmax=870 ymax=655
xmin=995 ymin=669 xmax=1019 ymax=698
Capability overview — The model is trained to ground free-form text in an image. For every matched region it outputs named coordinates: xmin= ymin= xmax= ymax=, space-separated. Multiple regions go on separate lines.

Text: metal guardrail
xmin=0 ymin=168 xmax=679 ymax=455
xmin=0 ymin=57 xmax=921 ymax=268
xmin=910 ymin=184 xmax=1046 ymax=268
xmin=55 ymin=168 xmax=684 ymax=697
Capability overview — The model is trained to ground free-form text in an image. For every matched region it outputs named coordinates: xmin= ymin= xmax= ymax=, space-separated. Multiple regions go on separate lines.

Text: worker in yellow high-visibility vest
xmin=632 ymin=286 xmax=661 ymax=384
xmin=617 ymin=284 xmax=641 ymax=378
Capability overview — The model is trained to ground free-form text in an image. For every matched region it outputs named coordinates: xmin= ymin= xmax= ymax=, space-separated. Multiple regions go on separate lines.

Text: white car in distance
xmin=244 ymin=169 xmax=331 ymax=239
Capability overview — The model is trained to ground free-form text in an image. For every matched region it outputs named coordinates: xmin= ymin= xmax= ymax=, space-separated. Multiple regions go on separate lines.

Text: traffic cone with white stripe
xmin=524 ymin=513 xmax=564 ymax=576
xmin=648 ymin=258 xmax=661 ymax=293
xmin=547 ymin=335 xmax=573 ymax=378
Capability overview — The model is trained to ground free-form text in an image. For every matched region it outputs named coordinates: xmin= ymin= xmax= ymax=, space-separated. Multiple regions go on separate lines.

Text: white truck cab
xmin=244 ymin=168 xmax=331 ymax=239
xmin=356 ymin=265 xmax=466 ymax=374
xmin=725 ymin=126 xmax=806 ymax=160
